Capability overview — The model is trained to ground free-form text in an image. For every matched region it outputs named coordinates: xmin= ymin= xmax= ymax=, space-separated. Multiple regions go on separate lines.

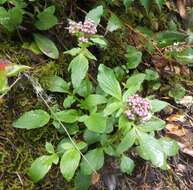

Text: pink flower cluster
xmin=125 ymin=94 xmax=150 ymax=121
xmin=67 ymin=19 xmax=97 ymax=43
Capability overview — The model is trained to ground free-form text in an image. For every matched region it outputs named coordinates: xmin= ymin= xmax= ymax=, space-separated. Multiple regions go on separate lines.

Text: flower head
xmin=125 ymin=94 xmax=151 ymax=121
xmin=81 ymin=20 xmax=97 ymax=35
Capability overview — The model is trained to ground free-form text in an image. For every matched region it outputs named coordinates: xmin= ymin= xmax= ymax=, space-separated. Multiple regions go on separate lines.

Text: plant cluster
xmin=3 ymin=0 xmax=193 ymax=189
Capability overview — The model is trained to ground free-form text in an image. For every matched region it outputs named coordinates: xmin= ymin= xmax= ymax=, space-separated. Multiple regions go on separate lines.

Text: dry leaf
xmin=166 ymin=113 xmax=186 ymax=123
xmin=166 ymin=123 xmax=187 ymax=137
xmin=177 ymin=142 xmax=193 ymax=157
xmin=177 ymin=0 xmax=187 ymax=18
xmin=91 ymin=172 xmax=100 ymax=185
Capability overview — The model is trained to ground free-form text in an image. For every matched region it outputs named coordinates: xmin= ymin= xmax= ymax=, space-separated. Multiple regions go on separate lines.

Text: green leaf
xmin=138 ymin=116 xmax=165 ymax=132
xmin=75 ymin=171 xmax=91 ymax=190
xmin=60 ymin=148 xmax=81 ymax=181
xmin=118 ymin=115 xmax=131 ymax=130
xmin=45 ymin=142 xmax=55 ymax=154
xmin=55 ymin=109 xmax=79 ymax=123
xmin=80 ymin=94 xmax=107 ymax=110
xmin=80 ymin=148 xmax=104 ymax=175
xmin=41 ymin=75 xmax=69 ymax=93
xmin=174 ymin=48 xmax=193 ymax=64
xmin=85 ymin=5 xmax=103 ymax=25
xmin=137 ymin=130 xmax=167 ymax=169
xmin=169 ymin=84 xmax=186 ymax=101
xmin=0 ymin=69 xmax=8 ymax=93
xmin=107 ymin=14 xmax=123 ymax=32
xmin=120 ymin=155 xmax=135 ymax=175
xmin=28 ymin=155 xmax=52 ymax=183
xmin=117 ymin=128 xmax=136 ymax=154
xmin=150 ymin=99 xmax=168 ymax=112
xmin=13 ymin=110 xmax=50 ymax=129
xmin=76 ymin=78 xmax=93 ymax=97
xmin=156 ymin=31 xmax=186 ymax=48
xmin=63 ymin=95 xmax=75 ymax=108
xmin=69 ymin=54 xmax=89 ymax=89
xmin=97 ymin=64 xmax=122 ymax=100
xmin=22 ymin=41 xmax=42 ymax=55
xmin=83 ymin=129 xmax=101 ymax=145
xmin=124 ymin=73 xmax=145 ymax=97
xmin=84 ymin=113 xmax=107 ymax=133
xmin=154 ymin=0 xmax=165 ymax=11
xmin=35 ymin=6 xmax=58 ymax=30
xmin=159 ymin=137 xmax=179 ymax=156
xmin=145 ymin=69 xmax=159 ymax=81
xmin=6 ymin=64 xmax=30 ymax=77
xmin=140 ymin=0 xmax=151 ymax=12
xmin=125 ymin=45 xmax=142 ymax=69
xmin=34 ymin=33 xmax=59 ymax=59
xmin=103 ymin=101 xmax=122 ymax=116
xmin=64 ymin=48 xmax=81 ymax=56
xmin=90 ymin=37 xmax=107 ymax=48
xmin=7 ymin=7 xmax=23 ymax=31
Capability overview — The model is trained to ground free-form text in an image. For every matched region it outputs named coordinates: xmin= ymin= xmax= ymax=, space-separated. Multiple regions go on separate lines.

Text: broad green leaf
xmin=118 ymin=115 xmax=131 ymax=130
xmin=6 ymin=64 xmax=30 ymax=77
xmin=22 ymin=42 xmax=42 ymax=55
xmin=140 ymin=0 xmax=151 ymax=12
xmin=45 ymin=142 xmax=55 ymax=154
xmin=125 ymin=45 xmax=142 ymax=69
xmin=76 ymin=78 xmax=93 ymax=97
xmin=85 ymin=5 xmax=103 ymax=25
xmin=145 ymin=69 xmax=159 ymax=81
xmin=156 ymin=31 xmax=186 ymax=48
xmin=124 ymin=73 xmax=145 ymax=97
xmin=64 ymin=48 xmax=81 ymax=56
xmin=117 ymin=128 xmax=136 ymax=154
xmin=60 ymin=148 xmax=81 ymax=181
xmin=0 ymin=69 xmax=8 ymax=93
xmin=7 ymin=7 xmax=23 ymax=31
xmin=169 ymin=84 xmax=186 ymax=101
xmin=13 ymin=110 xmax=50 ymax=129
xmin=75 ymin=171 xmax=91 ymax=190
xmin=103 ymin=101 xmax=122 ymax=116
xmin=82 ymin=48 xmax=97 ymax=60
xmin=174 ymin=48 xmax=193 ymax=64
xmin=0 ymin=7 xmax=9 ymax=28
xmin=34 ymin=33 xmax=59 ymax=59
xmin=80 ymin=94 xmax=107 ymax=110
xmin=90 ymin=37 xmax=107 ymax=48
xmin=28 ymin=155 xmax=52 ymax=183
xmin=80 ymin=148 xmax=104 ymax=175
xmin=150 ymin=99 xmax=168 ymax=112
xmin=35 ymin=6 xmax=58 ymax=30
xmin=63 ymin=95 xmax=75 ymax=108
xmin=107 ymin=14 xmax=123 ymax=32
xmin=83 ymin=129 xmax=101 ymax=144
xmin=120 ymin=155 xmax=135 ymax=175
xmin=137 ymin=130 xmax=167 ymax=169
xmin=154 ymin=0 xmax=165 ymax=11
xmin=84 ymin=113 xmax=107 ymax=133
xmin=97 ymin=64 xmax=122 ymax=100
xmin=69 ymin=54 xmax=89 ymax=89
xmin=55 ymin=109 xmax=79 ymax=123
xmin=159 ymin=137 xmax=179 ymax=156
xmin=41 ymin=75 xmax=69 ymax=93
xmin=138 ymin=116 xmax=165 ymax=132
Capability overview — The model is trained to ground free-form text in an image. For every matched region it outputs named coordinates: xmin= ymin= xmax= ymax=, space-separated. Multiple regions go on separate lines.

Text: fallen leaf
xmin=166 ymin=123 xmax=187 ymax=137
xmin=166 ymin=113 xmax=186 ymax=123
xmin=177 ymin=142 xmax=193 ymax=157
xmin=91 ymin=172 xmax=100 ymax=185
